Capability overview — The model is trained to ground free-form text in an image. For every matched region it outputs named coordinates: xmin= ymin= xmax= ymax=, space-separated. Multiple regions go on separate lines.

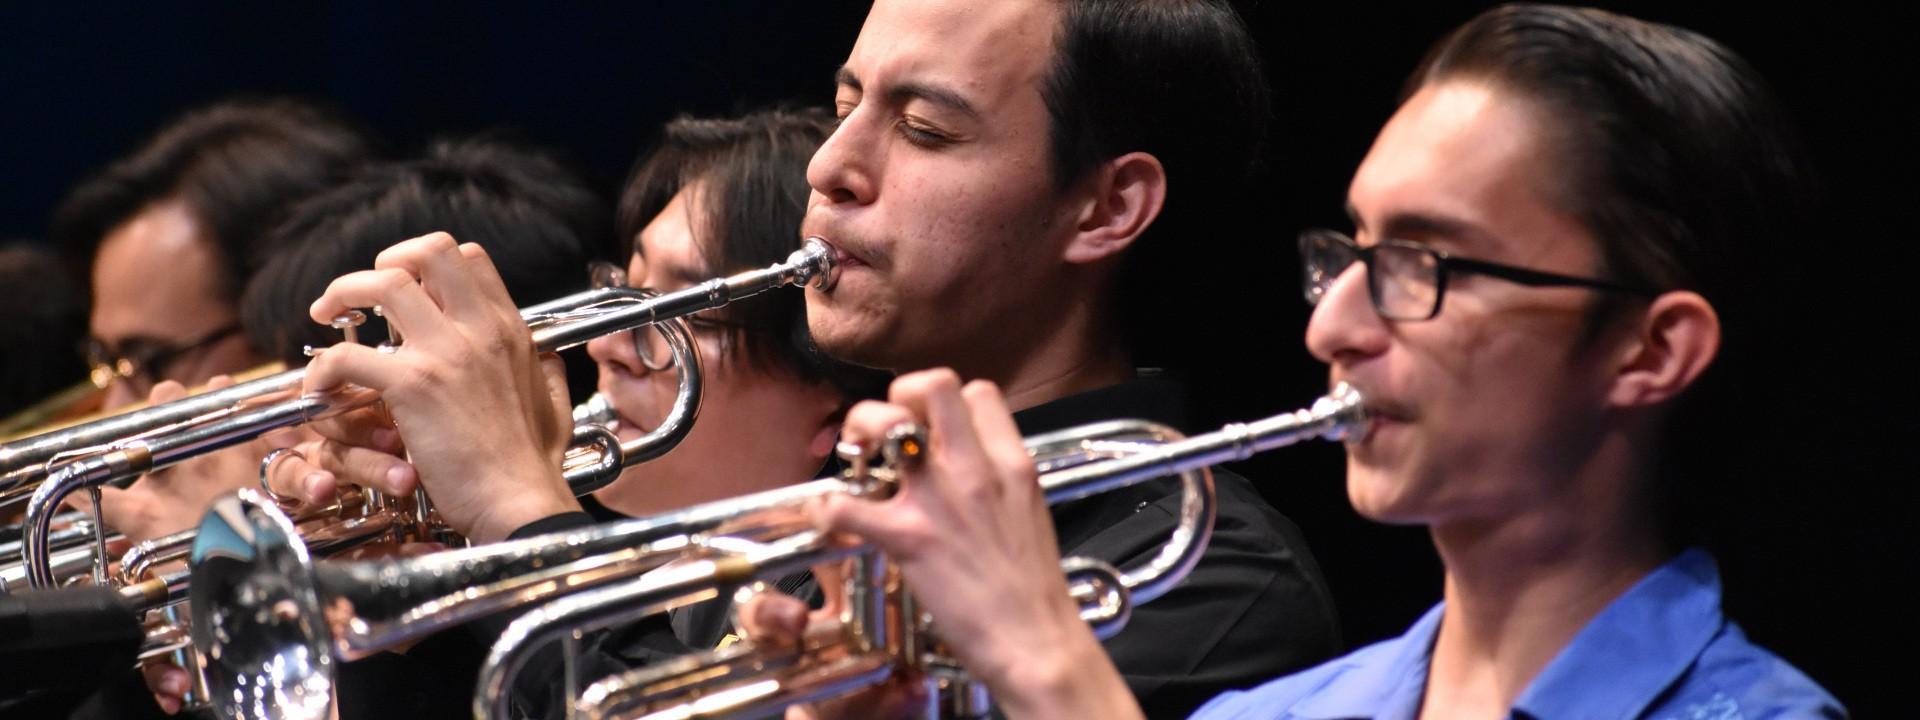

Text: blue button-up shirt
xmin=1193 ymin=550 xmax=1844 ymax=719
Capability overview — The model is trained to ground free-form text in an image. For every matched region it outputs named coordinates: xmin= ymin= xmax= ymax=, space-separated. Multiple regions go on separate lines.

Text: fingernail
xmin=371 ymin=428 xmax=398 ymax=449
xmin=386 ymin=465 xmax=413 ymax=492
xmin=304 ymin=472 xmax=330 ymax=499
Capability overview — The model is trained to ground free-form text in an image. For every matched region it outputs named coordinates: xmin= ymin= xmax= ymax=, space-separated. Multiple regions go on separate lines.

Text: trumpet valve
xmin=833 ymin=423 xmax=926 ymax=499
xmin=370 ymin=305 xmax=403 ymax=352
xmin=303 ymin=309 xmax=371 ymax=358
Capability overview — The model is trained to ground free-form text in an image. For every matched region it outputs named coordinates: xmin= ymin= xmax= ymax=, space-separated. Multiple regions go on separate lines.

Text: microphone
xmin=0 ymin=585 xmax=144 ymax=699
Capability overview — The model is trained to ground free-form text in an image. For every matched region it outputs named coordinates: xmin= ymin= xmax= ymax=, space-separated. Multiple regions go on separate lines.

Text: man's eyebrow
xmin=1375 ymin=211 xmax=1488 ymax=247
xmin=833 ymin=65 xmax=979 ymax=119
xmin=834 ymin=66 xmax=861 ymax=92
xmin=889 ymin=81 xmax=979 ymax=119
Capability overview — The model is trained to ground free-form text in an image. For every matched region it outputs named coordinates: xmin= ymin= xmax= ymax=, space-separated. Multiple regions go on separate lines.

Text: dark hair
xmin=0 ymin=242 xmax=88 ymax=417
xmin=50 ymin=98 xmax=374 ymax=306
xmin=241 ymin=139 xmax=603 ymax=365
xmin=1039 ymin=0 xmax=1272 ymax=366
xmin=1409 ymin=4 xmax=1813 ymax=317
xmin=1408 ymin=4 xmax=1817 ymax=544
xmin=617 ymin=108 xmax=886 ymax=398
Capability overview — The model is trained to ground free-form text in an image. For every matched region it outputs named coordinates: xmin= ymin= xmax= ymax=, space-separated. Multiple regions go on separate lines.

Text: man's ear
xmin=1608 ymin=290 xmax=1720 ymax=408
xmin=1063 ymin=151 xmax=1166 ymax=265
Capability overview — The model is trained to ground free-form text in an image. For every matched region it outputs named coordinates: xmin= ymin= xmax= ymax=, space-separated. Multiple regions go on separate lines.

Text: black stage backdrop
xmin=2 ymin=2 xmax=1912 ymax=713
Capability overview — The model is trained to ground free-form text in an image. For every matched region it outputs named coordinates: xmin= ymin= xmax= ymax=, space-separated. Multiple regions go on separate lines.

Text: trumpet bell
xmin=189 ymin=489 xmax=332 ymax=720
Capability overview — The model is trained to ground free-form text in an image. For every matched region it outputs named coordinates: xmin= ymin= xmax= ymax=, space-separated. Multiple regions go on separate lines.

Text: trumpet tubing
xmin=3 ymin=238 xmax=838 ymax=591
xmin=186 ymin=384 xmax=1364 ymax=720
xmin=556 ymin=384 xmax=1365 ymax=720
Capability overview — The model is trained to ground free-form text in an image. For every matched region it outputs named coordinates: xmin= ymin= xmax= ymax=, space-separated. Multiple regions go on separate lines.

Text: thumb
xmin=738 ymin=591 xmax=811 ymax=649
xmin=540 ymin=352 xmax=572 ymax=445
xmin=809 ymin=493 xmax=920 ymax=560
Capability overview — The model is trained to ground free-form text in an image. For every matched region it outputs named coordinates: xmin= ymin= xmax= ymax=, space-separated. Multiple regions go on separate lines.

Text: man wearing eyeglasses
xmin=44 ymin=101 xmax=370 ymax=551
xmin=34 ymin=99 xmax=371 ymax=716
xmin=737 ymin=4 xmax=1842 ymax=718
xmin=56 ymin=101 xmax=370 ymax=413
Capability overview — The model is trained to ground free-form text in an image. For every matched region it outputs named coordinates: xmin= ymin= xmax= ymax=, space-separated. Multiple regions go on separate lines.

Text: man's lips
xmin=1328 ymin=380 xmax=1414 ymax=442
xmin=593 ymin=376 xmax=656 ymax=439
xmin=1363 ymin=405 xmax=1412 ymax=424
xmin=833 ymin=243 xmax=875 ymax=270
xmin=804 ymin=227 xmax=878 ymax=270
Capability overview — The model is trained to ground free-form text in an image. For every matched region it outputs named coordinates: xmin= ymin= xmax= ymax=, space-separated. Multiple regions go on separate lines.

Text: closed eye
xmin=896 ymin=116 xmax=953 ymax=147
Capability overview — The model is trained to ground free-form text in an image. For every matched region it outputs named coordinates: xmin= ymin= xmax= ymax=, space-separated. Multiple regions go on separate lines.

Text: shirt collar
xmin=1009 ymin=369 xmax=1191 ymax=436
xmin=1512 ymin=548 xmax=1724 ymax=718
xmin=1011 ymin=370 xmax=1197 ymax=544
xmin=1288 ymin=605 xmax=1443 ymax=720
xmin=1289 ymin=549 xmax=1724 ymax=720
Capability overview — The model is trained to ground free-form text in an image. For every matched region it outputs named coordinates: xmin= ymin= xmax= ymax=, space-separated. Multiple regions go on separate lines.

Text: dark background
xmin=2 ymin=2 xmax=1912 ymax=714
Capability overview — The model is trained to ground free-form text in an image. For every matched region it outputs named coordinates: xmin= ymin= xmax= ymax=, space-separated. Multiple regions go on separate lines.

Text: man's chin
xmin=1344 ymin=468 xmax=1418 ymax=524
xmin=805 ymin=312 xmax=896 ymax=370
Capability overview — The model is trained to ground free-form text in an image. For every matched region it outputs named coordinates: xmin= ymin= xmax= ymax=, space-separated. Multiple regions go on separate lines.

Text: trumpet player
xmin=273 ymin=0 xmax=1340 ymax=716
xmin=140 ymin=137 xmax=611 ymax=717
xmin=38 ymin=100 xmax=372 ymax=545
xmin=54 ymin=99 xmax=373 ymax=415
xmin=16 ymin=100 xmax=369 ymax=719
xmin=409 ymin=109 xmax=896 ymax=719
xmin=745 ymin=5 xmax=1844 ymax=718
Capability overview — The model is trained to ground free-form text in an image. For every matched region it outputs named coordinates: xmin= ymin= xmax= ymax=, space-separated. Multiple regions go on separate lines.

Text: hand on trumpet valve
xmin=260 ymin=404 xmax=419 ymax=506
xmin=295 ymin=232 xmax=578 ymax=543
xmin=803 ymin=369 xmax=1111 ymax=710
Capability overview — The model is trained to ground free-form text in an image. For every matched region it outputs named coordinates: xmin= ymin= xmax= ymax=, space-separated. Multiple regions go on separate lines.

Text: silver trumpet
xmin=2 ymin=238 xmax=839 ymax=592
xmin=186 ymin=384 xmax=1365 ymax=720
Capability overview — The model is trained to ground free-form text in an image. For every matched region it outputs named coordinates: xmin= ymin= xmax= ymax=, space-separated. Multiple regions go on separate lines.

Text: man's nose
xmin=1305 ymin=264 xmax=1390 ymax=366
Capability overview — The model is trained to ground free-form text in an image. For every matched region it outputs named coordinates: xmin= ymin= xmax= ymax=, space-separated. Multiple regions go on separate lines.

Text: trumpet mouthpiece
xmin=1318 ymin=382 xmax=1369 ymax=444
xmin=797 ymin=237 xmax=840 ymax=292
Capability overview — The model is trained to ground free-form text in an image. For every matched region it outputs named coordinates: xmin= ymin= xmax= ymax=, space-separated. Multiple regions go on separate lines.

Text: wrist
xmin=994 ymin=629 xmax=1138 ymax=720
xmin=989 ymin=610 xmax=1140 ymax=720
xmin=464 ymin=468 xmax=582 ymax=543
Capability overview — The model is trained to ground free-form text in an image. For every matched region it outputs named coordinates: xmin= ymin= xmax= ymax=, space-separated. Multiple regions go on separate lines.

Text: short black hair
xmin=1408 ymin=4 xmax=1817 ymax=546
xmin=0 ymin=241 xmax=87 ymax=417
xmin=618 ymin=108 xmax=887 ymax=398
xmin=1039 ymin=0 xmax=1272 ymax=368
xmin=50 ymin=98 xmax=374 ymax=304
xmin=241 ymin=139 xmax=603 ymax=365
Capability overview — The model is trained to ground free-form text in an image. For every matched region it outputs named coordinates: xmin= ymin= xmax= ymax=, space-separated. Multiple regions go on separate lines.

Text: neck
xmin=996 ymin=347 xmax=1135 ymax=413
xmin=1420 ymin=430 xmax=1670 ymax=717
xmin=937 ymin=281 xmax=1133 ymax=412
